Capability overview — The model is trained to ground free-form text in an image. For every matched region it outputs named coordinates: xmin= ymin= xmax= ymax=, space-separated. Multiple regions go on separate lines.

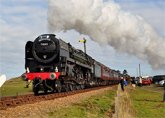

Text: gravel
xmin=0 ymin=86 xmax=115 ymax=118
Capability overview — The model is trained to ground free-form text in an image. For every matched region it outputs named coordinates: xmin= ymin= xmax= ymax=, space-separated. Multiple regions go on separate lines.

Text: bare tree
xmin=123 ymin=70 xmax=128 ymax=76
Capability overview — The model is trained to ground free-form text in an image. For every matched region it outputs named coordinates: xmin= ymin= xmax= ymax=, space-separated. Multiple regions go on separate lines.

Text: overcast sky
xmin=0 ymin=0 xmax=164 ymax=79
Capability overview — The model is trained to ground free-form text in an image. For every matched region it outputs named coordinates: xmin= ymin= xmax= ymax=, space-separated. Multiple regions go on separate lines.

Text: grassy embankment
xmin=1 ymin=77 xmax=32 ymax=97
xmin=129 ymin=85 xmax=165 ymax=118
xmin=48 ymin=89 xmax=116 ymax=118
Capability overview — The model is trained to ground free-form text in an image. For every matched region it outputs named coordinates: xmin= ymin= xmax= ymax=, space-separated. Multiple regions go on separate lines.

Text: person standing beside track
xmin=120 ymin=77 xmax=124 ymax=91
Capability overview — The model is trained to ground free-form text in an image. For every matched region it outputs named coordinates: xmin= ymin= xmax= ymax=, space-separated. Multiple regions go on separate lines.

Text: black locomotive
xmin=25 ymin=34 xmax=121 ymax=95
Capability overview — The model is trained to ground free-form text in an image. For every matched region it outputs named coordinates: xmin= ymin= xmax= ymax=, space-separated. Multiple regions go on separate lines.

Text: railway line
xmin=0 ymin=85 xmax=116 ymax=110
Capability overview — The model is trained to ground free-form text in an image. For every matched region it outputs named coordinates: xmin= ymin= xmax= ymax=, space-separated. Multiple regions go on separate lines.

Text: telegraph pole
xmin=79 ymin=38 xmax=87 ymax=54
xmin=136 ymin=68 xmax=138 ymax=77
xmin=83 ymin=38 xmax=86 ymax=54
xmin=139 ymin=64 xmax=141 ymax=77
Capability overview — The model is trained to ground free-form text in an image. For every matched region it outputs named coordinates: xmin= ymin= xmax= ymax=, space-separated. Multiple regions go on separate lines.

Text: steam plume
xmin=48 ymin=0 xmax=165 ymax=69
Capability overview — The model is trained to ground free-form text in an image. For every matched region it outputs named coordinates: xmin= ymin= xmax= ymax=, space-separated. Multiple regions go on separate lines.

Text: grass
xmin=113 ymin=85 xmax=136 ymax=118
xmin=0 ymin=77 xmax=32 ymax=97
xmin=140 ymin=84 xmax=164 ymax=93
xmin=129 ymin=86 xmax=165 ymax=118
xmin=48 ymin=89 xmax=116 ymax=118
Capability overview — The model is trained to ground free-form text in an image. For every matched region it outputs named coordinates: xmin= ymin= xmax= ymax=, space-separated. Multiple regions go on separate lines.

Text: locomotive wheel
xmin=64 ymin=84 xmax=70 ymax=92
xmin=72 ymin=84 xmax=76 ymax=90
xmin=33 ymin=87 xmax=39 ymax=95
xmin=44 ymin=89 xmax=48 ymax=94
xmin=55 ymin=80 xmax=62 ymax=93
xmin=76 ymin=85 xmax=81 ymax=90
xmin=33 ymin=78 xmax=40 ymax=95
xmin=69 ymin=84 xmax=77 ymax=91
xmin=80 ymin=84 xmax=85 ymax=89
xmin=69 ymin=84 xmax=73 ymax=91
xmin=43 ymin=80 xmax=48 ymax=94
xmin=56 ymin=86 xmax=62 ymax=93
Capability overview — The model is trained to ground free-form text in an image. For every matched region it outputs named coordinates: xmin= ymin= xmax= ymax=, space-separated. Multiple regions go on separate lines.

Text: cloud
xmin=116 ymin=0 xmax=165 ymax=36
xmin=48 ymin=0 xmax=165 ymax=70
xmin=0 ymin=0 xmax=48 ymax=79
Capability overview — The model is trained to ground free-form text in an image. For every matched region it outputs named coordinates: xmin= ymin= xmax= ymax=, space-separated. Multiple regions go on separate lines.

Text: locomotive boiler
xmin=24 ymin=34 xmax=120 ymax=95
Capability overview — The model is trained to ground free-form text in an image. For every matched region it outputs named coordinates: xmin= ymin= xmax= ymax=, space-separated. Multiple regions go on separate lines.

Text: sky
xmin=0 ymin=0 xmax=164 ymax=79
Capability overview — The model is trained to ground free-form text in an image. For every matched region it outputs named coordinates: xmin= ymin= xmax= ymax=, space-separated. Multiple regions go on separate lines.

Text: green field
xmin=129 ymin=85 xmax=165 ymax=118
xmin=0 ymin=77 xmax=32 ymax=97
xmin=48 ymin=89 xmax=116 ymax=118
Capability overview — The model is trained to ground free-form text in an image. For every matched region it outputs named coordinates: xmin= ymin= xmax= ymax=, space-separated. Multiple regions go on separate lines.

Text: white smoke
xmin=48 ymin=0 xmax=165 ymax=69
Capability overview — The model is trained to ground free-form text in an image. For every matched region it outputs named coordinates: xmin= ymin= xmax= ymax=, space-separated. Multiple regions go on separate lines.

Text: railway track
xmin=0 ymin=85 xmax=115 ymax=110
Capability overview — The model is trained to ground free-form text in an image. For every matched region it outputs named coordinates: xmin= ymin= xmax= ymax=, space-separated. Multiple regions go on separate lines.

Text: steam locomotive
xmin=24 ymin=34 xmax=121 ymax=95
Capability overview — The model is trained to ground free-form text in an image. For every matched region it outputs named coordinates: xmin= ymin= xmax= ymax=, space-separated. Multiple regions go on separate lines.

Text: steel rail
xmin=0 ymin=85 xmax=116 ymax=110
